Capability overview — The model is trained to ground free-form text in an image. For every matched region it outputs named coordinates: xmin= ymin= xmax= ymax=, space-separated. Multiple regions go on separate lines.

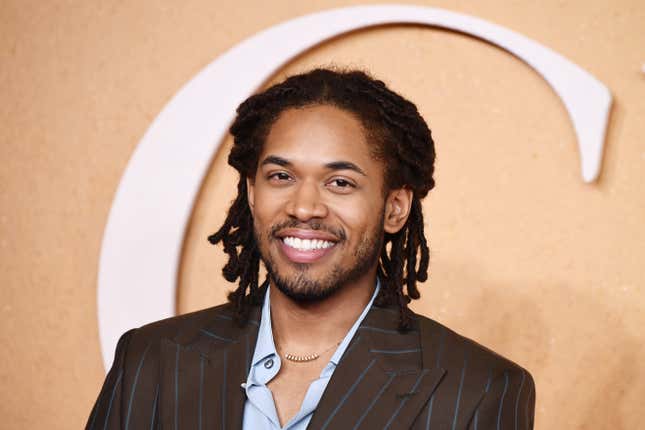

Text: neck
xmin=269 ymin=269 xmax=377 ymax=352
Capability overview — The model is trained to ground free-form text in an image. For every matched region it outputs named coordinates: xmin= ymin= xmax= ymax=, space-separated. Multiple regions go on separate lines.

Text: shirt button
xmin=264 ymin=358 xmax=274 ymax=369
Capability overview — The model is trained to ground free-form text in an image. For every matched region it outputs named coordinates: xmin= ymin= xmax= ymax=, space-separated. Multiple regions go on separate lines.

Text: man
xmin=87 ymin=68 xmax=535 ymax=429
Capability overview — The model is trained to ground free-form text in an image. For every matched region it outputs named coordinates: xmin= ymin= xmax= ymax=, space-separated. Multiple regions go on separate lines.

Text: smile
xmin=282 ymin=236 xmax=335 ymax=251
xmin=277 ymin=234 xmax=338 ymax=264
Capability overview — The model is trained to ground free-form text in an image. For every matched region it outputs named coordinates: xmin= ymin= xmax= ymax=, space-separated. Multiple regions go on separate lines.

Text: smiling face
xmin=247 ymin=104 xmax=412 ymax=302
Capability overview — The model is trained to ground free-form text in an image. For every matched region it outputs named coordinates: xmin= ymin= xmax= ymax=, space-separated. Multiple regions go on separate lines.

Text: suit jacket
xmin=86 ymin=299 xmax=535 ymax=429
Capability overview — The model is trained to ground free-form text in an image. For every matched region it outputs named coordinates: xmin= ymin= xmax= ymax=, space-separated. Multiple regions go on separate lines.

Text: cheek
xmin=329 ymin=197 xmax=383 ymax=237
xmin=252 ymin=185 xmax=283 ymax=225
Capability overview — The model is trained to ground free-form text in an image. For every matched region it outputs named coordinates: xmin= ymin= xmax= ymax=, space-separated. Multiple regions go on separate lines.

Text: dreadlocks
xmin=208 ymin=67 xmax=436 ymax=330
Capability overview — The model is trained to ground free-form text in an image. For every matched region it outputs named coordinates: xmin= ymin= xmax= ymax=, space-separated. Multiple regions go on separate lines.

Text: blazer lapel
xmin=307 ymin=306 xmax=446 ymax=430
xmin=158 ymin=306 xmax=261 ymax=430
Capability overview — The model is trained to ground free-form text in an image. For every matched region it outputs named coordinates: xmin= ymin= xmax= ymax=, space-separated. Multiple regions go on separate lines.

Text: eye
xmin=267 ymin=171 xmax=293 ymax=183
xmin=327 ymin=178 xmax=356 ymax=191
xmin=331 ymin=179 xmax=351 ymax=187
xmin=266 ymin=171 xmax=294 ymax=187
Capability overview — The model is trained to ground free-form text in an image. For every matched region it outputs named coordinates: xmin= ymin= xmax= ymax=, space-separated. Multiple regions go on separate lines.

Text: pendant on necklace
xmin=284 ymin=352 xmax=319 ymax=362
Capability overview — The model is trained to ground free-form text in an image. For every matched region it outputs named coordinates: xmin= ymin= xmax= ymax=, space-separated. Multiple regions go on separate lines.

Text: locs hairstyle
xmin=208 ymin=67 xmax=436 ymax=330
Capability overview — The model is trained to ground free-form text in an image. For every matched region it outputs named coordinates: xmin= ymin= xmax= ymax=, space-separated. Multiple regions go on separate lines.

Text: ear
xmin=383 ymin=188 xmax=413 ymax=234
xmin=246 ymin=176 xmax=255 ymax=217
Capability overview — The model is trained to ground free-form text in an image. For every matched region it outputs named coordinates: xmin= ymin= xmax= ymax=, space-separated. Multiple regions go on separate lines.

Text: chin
xmin=259 ymin=230 xmax=382 ymax=303
xmin=270 ymin=270 xmax=343 ymax=303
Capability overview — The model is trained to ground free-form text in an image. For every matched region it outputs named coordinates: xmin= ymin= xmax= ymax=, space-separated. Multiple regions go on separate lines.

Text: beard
xmin=255 ymin=212 xmax=384 ymax=303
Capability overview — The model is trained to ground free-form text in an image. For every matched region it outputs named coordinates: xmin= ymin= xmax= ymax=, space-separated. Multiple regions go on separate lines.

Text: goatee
xmin=255 ymin=213 xmax=384 ymax=302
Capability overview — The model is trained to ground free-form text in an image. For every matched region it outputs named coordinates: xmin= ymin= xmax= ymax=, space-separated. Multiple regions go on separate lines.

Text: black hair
xmin=208 ymin=67 xmax=436 ymax=330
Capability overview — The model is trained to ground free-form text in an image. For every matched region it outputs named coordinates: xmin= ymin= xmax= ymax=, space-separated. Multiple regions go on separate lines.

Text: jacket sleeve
xmin=85 ymin=329 xmax=139 ymax=430
xmin=86 ymin=327 xmax=161 ymax=429
xmin=467 ymin=366 xmax=536 ymax=429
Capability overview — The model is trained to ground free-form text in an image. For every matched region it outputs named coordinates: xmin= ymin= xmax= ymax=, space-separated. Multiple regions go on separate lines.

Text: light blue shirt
xmin=242 ymin=280 xmax=380 ymax=430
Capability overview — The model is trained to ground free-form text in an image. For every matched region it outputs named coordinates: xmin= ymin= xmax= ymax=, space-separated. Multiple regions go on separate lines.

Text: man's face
xmin=247 ymin=104 xmax=389 ymax=302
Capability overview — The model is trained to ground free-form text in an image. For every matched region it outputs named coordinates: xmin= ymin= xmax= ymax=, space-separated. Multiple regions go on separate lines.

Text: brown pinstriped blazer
xmin=86 ymin=298 xmax=535 ymax=429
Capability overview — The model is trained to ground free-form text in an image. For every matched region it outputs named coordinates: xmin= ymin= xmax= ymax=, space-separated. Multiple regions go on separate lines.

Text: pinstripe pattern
xmin=514 ymin=369 xmax=526 ymax=430
xmin=352 ymin=372 xmax=397 ymax=429
xmin=383 ymin=369 xmax=429 ymax=430
xmin=473 ymin=368 xmax=493 ymax=430
xmin=451 ymin=350 xmax=469 ymax=430
xmin=85 ymin=297 xmax=535 ymax=430
xmin=320 ymin=359 xmax=376 ymax=430
xmin=212 ymin=313 xmax=260 ymax=327
xmin=497 ymin=371 xmax=510 ymax=430
xmin=422 ymin=325 xmax=447 ymax=429
xmin=125 ymin=343 xmax=151 ymax=430
xmin=200 ymin=328 xmax=236 ymax=343
xmin=87 ymin=387 xmax=101 ymax=429
xmin=150 ymin=384 xmax=159 ymax=430
xmin=359 ymin=325 xmax=400 ymax=334
xmin=103 ymin=370 xmax=122 ymax=430
xmin=424 ymin=394 xmax=434 ymax=430
xmin=370 ymin=348 xmax=421 ymax=354
xmin=436 ymin=327 xmax=447 ymax=367
xmin=525 ymin=374 xmax=534 ymax=428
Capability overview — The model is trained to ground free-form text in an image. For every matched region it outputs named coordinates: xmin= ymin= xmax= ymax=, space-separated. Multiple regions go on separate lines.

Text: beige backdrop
xmin=2 ymin=1 xmax=644 ymax=429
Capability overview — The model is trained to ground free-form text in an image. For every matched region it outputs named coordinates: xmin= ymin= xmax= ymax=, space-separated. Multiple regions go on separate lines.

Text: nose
xmin=285 ymin=179 xmax=328 ymax=221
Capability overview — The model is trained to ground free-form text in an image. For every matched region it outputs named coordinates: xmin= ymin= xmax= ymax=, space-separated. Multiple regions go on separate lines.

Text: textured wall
xmin=1 ymin=1 xmax=644 ymax=428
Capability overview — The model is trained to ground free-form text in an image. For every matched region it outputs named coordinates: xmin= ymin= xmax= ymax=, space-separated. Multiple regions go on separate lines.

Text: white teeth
xmin=283 ymin=236 xmax=334 ymax=251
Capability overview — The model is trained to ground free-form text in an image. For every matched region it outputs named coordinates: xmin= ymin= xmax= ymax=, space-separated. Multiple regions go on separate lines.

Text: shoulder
xmin=89 ymin=303 xmax=243 ymax=429
xmin=410 ymin=311 xmax=536 ymax=428
xmin=111 ymin=302 xmax=237 ymax=366
xmin=413 ymin=311 xmax=534 ymax=385
xmin=137 ymin=302 xmax=235 ymax=342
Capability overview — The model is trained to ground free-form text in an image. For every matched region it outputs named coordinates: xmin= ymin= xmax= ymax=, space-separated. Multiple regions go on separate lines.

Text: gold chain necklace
xmin=281 ymin=340 xmax=341 ymax=363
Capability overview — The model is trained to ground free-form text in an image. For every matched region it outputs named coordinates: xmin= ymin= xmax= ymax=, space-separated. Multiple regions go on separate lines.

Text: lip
xmin=275 ymin=228 xmax=340 ymax=242
xmin=274 ymin=228 xmax=340 ymax=264
xmin=278 ymin=239 xmax=337 ymax=264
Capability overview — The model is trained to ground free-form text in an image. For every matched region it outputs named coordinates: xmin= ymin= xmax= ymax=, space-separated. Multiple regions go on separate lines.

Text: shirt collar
xmin=250 ymin=278 xmax=381 ymax=368
xmin=250 ymin=283 xmax=279 ymax=366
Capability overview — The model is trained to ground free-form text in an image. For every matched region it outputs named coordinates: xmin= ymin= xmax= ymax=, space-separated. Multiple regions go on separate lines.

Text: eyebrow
xmin=261 ymin=155 xmax=291 ymax=167
xmin=324 ymin=161 xmax=367 ymax=176
xmin=261 ymin=155 xmax=367 ymax=176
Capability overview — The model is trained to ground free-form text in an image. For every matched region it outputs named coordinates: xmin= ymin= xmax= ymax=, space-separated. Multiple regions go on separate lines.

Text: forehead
xmin=261 ymin=104 xmax=377 ymax=168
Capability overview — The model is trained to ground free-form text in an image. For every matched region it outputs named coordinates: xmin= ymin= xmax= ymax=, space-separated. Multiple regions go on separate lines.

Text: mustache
xmin=269 ymin=219 xmax=347 ymax=241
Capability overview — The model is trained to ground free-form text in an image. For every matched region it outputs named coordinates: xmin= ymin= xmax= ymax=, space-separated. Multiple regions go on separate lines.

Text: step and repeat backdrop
xmin=1 ymin=1 xmax=644 ymax=428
